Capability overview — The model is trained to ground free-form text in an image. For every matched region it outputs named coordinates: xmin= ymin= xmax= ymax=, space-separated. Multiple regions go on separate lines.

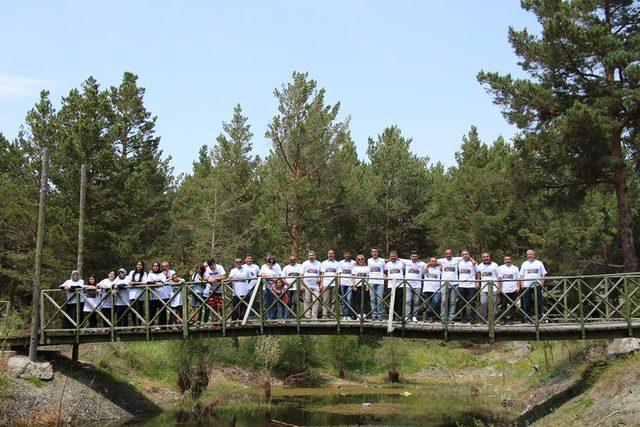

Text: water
xmin=132 ymin=391 xmax=505 ymax=426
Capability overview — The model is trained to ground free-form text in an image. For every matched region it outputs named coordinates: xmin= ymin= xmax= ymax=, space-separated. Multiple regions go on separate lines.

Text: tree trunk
xmin=611 ymin=135 xmax=638 ymax=271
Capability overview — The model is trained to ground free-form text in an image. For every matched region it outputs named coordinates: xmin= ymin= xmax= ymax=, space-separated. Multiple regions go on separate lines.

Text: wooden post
xmin=29 ymin=148 xmax=50 ymax=362
xmin=72 ymin=164 xmax=87 ymax=364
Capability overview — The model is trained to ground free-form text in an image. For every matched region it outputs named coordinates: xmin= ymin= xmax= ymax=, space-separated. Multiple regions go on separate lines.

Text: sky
xmin=0 ymin=1 xmax=539 ymax=175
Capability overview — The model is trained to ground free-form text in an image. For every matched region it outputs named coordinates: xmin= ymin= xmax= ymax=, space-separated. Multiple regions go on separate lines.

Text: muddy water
xmin=133 ymin=390 xmax=506 ymax=426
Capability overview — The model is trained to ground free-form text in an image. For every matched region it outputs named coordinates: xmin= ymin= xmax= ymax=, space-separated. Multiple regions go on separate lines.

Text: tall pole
xmin=72 ymin=164 xmax=87 ymax=364
xmin=29 ymin=148 xmax=50 ymax=362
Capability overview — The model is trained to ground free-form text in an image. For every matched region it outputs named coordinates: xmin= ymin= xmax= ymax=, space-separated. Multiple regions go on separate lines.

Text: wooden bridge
xmin=3 ymin=274 xmax=640 ymax=348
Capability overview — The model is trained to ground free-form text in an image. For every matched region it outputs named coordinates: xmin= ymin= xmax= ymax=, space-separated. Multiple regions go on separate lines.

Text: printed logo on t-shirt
xmin=370 ymin=267 xmax=380 ymax=272
xmin=527 ymin=268 xmax=539 ymax=274
xmin=482 ymin=271 xmax=493 ymax=277
xmin=444 ymin=266 xmax=455 ymax=272
xmin=503 ymin=273 xmax=514 ymax=279
xmin=390 ymin=268 xmax=401 ymax=274
xmin=460 ymin=268 xmax=471 ymax=274
xmin=326 ymin=268 xmax=337 ymax=273
xmin=288 ymin=272 xmax=300 ymax=276
xmin=408 ymin=268 xmax=420 ymax=274
xmin=357 ymin=273 xmax=367 ymax=277
xmin=307 ymin=269 xmax=318 ymax=274
xmin=428 ymin=273 xmax=438 ymax=279
xmin=342 ymin=269 xmax=352 ymax=274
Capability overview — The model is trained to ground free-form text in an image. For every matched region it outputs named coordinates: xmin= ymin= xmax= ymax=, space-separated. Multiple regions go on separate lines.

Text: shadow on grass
xmin=43 ymin=351 xmax=162 ymax=419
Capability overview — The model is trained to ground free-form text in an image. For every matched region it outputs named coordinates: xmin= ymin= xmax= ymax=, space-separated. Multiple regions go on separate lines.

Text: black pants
xmin=114 ymin=305 xmax=129 ymax=327
xmin=458 ymin=287 xmax=478 ymax=322
xmin=63 ymin=302 xmax=83 ymax=329
xmin=500 ymin=291 xmax=518 ymax=321
xmin=84 ymin=311 xmax=98 ymax=328
xmin=352 ymin=287 xmax=368 ymax=315
xmin=522 ymin=286 xmax=543 ymax=321
xmin=149 ymin=299 xmax=169 ymax=325
xmin=232 ymin=295 xmax=249 ymax=321
xmin=101 ymin=307 xmax=114 ymax=327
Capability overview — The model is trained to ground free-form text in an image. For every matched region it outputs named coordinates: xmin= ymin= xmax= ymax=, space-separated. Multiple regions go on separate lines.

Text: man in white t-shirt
xmin=402 ymin=251 xmax=426 ymax=321
xmin=301 ymin=251 xmax=322 ymax=319
xmin=320 ymin=249 xmax=340 ymax=318
xmin=243 ymin=254 xmax=261 ymax=320
xmin=477 ymin=252 xmax=499 ymax=322
xmin=519 ymin=249 xmax=547 ymax=322
xmin=203 ymin=258 xmax=227 ymax=323
xmin=338 ymin=250 xmax=357 ymax=320
xmin=259 ymin=256 xmax=282 ymax=320
xmin=423 ymin=257 xmax=442 ymax=321
xmin=282 ymin=255 xmax=302 ymax=314
xmin=386 ymin=251 xmax=406 ymax=320
xmin=229 ymin=258 xmax=251 ymax=321
xmin=457 ymin=250 xmax=478 ymax=323
xmin=498 ymin=255 xmax=520 ymax=323
xmin=367 ymin=248 xmax=387 ymax=321
xmin=438 ymin=249 xmax=462 ymax=322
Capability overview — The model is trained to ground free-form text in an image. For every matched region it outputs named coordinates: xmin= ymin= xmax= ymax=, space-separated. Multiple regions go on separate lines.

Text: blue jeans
xmin=340 ymin=286 xmax=354 ymax=317
xmin=440 ymin=283 xmax=458 ymax=321
xmin=263 ymin=288 xmax=277 ymax=319
xmin=423 ymin=291 xmax=441 ymax=319
xmin=404 ymin=287 xmax=421 ymax=318
xmin=522 ymin=285 xmax=543 ymax=322
xmin=370 ymin=282 xmax=385 ymax=319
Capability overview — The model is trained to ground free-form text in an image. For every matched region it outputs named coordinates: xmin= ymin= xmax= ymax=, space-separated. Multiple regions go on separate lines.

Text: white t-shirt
xmin=423 ymin=266 xmax=441 ymax=293
xmin=439 ymin=257 xmax=461 ymax=285
xmin=147 ymin=271 xmax=167 ymax=300
xmin=127 ymin=270 xmax=148 ymax=300
xmin=282 ymin=263 xmax=302 ymax=289
xmin=386 ymin=260 xmax=405 ymax=287
xmin=301 ymin=260 xmax=322 ymax=289
xmin=259 ymin=263 xmax=282 ymax=289
xmin=367 ymin=257 xmax=387 ymax=285
xmin=477 ymin=262 xmax=499 ymax=293
xmin=403 ymin=260 xmax=426 ymax=289
xmin=169 ymin=279 xmax=185 ymax=307
xmin=59 ymin=278 xmax=84 ymax=303
xmin=204 ymin=265 xmax=226 ymax=296
xmin=321 ymin=259 xmax=340 ymax=287
xmin=112 ymin=276 xmax=131 ymax=305
xmin=519 ymin=260 xmax=547 ymax=288
xmin=338 ymin=259 xmax=357 ymax=286
xmin=82 ymin=282 xmax=101 ymax=312
xmin=97 ymin=278 xmax=114 ymax=308
xmin=229 ymin=266 xmax=251 ymax=296
xmin=457 ymin=259 xmax=477 ymax=289
xmin=353 ymin=265 xmax=370 ymax=287
xmin=244 ymin=263 xmax=261 ymax=288
xmin=498 ymin=264 xmax=520 ymax=294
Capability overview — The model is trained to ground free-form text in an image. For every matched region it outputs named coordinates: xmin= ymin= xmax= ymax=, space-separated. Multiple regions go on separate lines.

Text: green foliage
xmin=374 ymin=338 xmax=410 ymax=371
xmin=26 ymin=376 xmax=44 ymax=388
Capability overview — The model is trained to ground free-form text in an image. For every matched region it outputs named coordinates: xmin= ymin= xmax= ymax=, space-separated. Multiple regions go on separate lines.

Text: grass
xmin=26 ymin=376 xmax=44 ymax=388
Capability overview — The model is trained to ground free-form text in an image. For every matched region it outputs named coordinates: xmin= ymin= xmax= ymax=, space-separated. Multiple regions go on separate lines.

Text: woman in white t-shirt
xmin=168 ymin=273 xmax=185 ymax=325
xmin=128 ymin=261 xmax=148 ymax=326
xmin=82 ymin=275 xmax=100 ymax=328
xmin=113 ymin=268 xmax=131 ymax=327
xmin=259 ymin=256 xmax=282 ymax=320
xmin=147 ymin=261 xmax=168 ymax=326
xmin=190 ymin=264 xmax=206 ymax=321
xmin=352 ymin=255 xmax=370 ymax=319
xmin=59 ymin=270 xmax=84 ymax=329
xmin=97 ymin=271 xmax=116 ymax=326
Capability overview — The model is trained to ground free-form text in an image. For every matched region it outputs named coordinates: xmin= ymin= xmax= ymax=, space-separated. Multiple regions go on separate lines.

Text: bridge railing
xmin=38 ymin=273 xmax=640 ymax=342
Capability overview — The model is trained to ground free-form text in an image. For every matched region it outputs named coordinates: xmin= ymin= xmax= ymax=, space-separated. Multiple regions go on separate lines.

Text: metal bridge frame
xmin=4 ymin=274 xmax=640 ymax=347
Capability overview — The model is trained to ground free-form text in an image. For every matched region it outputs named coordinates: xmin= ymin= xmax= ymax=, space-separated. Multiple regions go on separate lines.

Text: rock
xmin=1 ymin=350 xmax=17 ymax=358
xmin=6 ymin=355 xmax=54 ymax=380
xmin=606 ymin=338 xmax=640 ymax=360
xmin=501 ymin=396 xmax=514 ymax=408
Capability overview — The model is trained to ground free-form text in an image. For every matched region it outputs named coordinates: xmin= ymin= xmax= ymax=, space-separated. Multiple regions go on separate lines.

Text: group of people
xmin=57 ymin=248 xmax=547 ymax=329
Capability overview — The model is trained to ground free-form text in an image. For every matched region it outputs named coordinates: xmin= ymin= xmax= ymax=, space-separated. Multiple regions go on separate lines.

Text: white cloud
xmin=0 ymin=73 xmax=59 ymax=99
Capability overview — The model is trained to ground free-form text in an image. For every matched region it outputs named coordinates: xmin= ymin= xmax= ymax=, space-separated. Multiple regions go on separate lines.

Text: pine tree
xmin=478 ymin=0 xmax=640 ymax=270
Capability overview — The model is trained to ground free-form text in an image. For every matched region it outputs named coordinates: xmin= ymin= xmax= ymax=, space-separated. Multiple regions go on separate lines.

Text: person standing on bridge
xmin=161 ymin=262 xmax=176 ymax=325
xmin=438 ymin=249 xmax=461 ymax=323
xmin=190 ymin=264 xmax=206 ymax=322
xmin=127 ymin=261 xmax=147 ymax=326
xmin=401 ymin=251 xmax=426 ymax=322
xmin=229 ymin=258 xmax=251 ymax=321
xmin=457 ymin=251 xmax=478 ymax=324
xmin=301 ymin=251 xmax=322 ymax=319
xmin=422 ymin=257 xmax=442 ymax=322
xmin=203 ymin=258 xmax=227 ymax=323
xmin=498 ymin=256 xmax=520 ymax=323
xmin=320 ymin=249 xmax=340 ymax=319
xmin=97 ymin=270 xmax=116 ymax=327
xmin=519 ymin=249 xmax=547 ymax=323
xmin=282 ymin=255 xmax=302 ymax=317
xmin=148 ymin=262 xmax=168 ymax=326
xmin=244 ymin=254 xmax=261 ymax=321
xmin=477 ymin=252 xmax=500 ymax=323
xmin=386 ymin=251 xmax=406 ymax=320
xmin=260 ymin=256 xmax=282 ymax=320
xmin=367 ymin=248 xmax=387 ymax=321
xmin=352 ymin=255 xmax=370 ymax=320
xmin=113 ymin=268 xmax=131 ymax=327
xmin=338 ymin=250 xmax=357 ymax=320
xmin=82 ymin=274 xmax=100 ymax=328
xmin=59 ymin=270 xmax=84 ymax=329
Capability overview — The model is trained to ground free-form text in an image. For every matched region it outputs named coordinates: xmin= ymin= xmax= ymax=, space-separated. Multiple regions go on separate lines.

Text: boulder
xmin=6 ymin=355 xmax=54 ymax=380
xmin=606 ymin=338 xmax=640 ymax=360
